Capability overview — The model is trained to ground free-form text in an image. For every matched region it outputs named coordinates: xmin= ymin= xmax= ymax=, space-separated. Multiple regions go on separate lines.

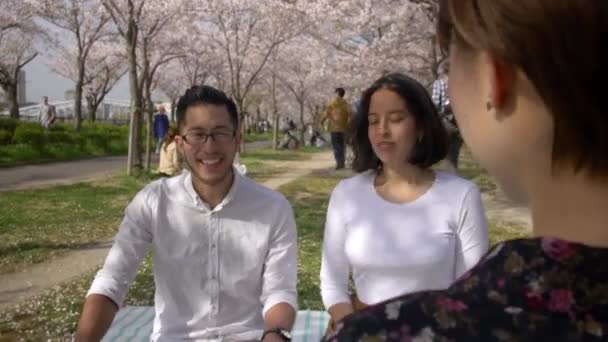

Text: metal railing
xmin=0 ymin=99 xmax=132 ymax=123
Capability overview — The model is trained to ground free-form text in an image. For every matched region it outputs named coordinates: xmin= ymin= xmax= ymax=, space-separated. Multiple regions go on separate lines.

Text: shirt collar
xmin=182 ymin=167 xmax=241 ymax=211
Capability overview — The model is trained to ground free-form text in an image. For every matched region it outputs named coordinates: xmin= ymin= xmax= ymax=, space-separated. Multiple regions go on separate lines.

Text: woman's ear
xmin=485 ymin=53 xmax=516 ymax=110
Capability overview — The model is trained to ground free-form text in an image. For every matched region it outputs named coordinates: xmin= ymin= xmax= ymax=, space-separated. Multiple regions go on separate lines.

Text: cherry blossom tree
xmin=140 ymin=28 xmax=185 ymax=171
xmin=0 ymin=29 xmax=38 ymax=119
xmin=274 ymin=36 xmax=332 ymax=143
xmin=82 ymin=44 xmax=127 ymax=121
xmin=0 ymin=1 xmax=40 ymax=118
xmin=33 ymin=0 xmax=111 ymax=131
xmin=306 ymin=0 xmax=437 ymax=89
xmin=0 ymin=0 xmax=37 ymax=33
xmin=191 ymin=0 xmax=311 ymax=150
xmin=48 ymin=41 xmax=126 ymax=121
xmin=100 ymin=0 xmax=185 ymax=174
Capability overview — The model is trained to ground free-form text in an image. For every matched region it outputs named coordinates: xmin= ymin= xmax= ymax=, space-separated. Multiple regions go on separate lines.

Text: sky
xmin=23 ymin=55 xmax=130 ymax=104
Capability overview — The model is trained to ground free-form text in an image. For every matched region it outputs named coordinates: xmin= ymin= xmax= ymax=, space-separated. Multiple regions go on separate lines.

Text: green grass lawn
xmin=457 ymin=148 xmax=497 ymax=193
xmin=0 ymin=149 xmax=316 ymax=275
xmin=242 ymin=146 xmax=324 ymax=162
xmin=0 ymin=174 xmax=150 ymax=275
xmin=0 ymin=166 xmax=530 ymax=340
xmin=242 ymin=131 xmax=272 ymax=143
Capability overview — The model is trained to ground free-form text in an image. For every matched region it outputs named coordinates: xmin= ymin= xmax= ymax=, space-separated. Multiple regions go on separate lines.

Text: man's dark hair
xmin=351 ymin=73 xmax=448 ymax=172
xmin=335 ymin=87 xmax=346 ymax=97
xmin=176 ymin=85 xmax=239 ymax=130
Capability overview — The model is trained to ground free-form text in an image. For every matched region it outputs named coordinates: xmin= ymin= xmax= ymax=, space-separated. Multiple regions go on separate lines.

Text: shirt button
xmin=211 ymin=244 xmax=216 ymax=249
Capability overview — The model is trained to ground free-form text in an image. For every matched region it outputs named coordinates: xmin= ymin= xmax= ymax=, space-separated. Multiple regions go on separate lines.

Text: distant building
xmin=64 ymin=89 xmax=75 ymax=100
xmin=17 ymin=70 xmax=26 ymax=105
xmin=0 ymin=70 xmax=27 ymax=107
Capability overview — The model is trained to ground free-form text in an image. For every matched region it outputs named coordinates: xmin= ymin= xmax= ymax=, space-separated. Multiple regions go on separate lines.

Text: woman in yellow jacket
xmin=158 ymin=127 xmax=181 ymax=177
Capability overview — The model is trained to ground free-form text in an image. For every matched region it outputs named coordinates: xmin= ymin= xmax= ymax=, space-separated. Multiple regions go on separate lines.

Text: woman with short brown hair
xmin=327 ymin=0 xmax=608 ymax=340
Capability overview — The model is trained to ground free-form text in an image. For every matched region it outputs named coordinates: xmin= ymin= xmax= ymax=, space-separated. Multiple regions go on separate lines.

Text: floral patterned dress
xmin=325 ymin=238 xmax=608 ymax=341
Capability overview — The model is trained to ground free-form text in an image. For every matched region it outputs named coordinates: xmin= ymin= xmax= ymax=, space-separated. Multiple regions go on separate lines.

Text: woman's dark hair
xmin=162 ymin=126 xmax=177 ymax=152
xmin=351 ymin=73 xmax=448 ymax=172
xmin=176 ymin=85 xmax=239 ymax=131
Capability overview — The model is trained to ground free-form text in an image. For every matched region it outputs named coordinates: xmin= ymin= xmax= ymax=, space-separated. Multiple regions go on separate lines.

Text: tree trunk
xmin=299 ymin=100 xmax=305 ymax=144
xmin=430 ymin=36 xmax=439 ymax=79
xmin=74 ymin=59 xmax=85 ymax=131
xmin=126 ymin=42 xmax=142 ymax=175
xmin=144 ymin=78 xmax=153 ymax=171
xmin=271 ymin=74 xmax=279 ymax=150
xmin=7 ymin=83 xmax=19 ymax=119
xmin=89 ymin=100 xmax=99 ymax=122
xmin=273 ymin=113 xmax=279 ymax=150
xmin=314 ymin=105 xmax=321 ymax=131
xmin=236 ymin=99 xmax=246 ymax=153
xmin=255 ymin=106 xmax=261 ymax=133
xmin=171 ymin=99 xmax=176 ymax=122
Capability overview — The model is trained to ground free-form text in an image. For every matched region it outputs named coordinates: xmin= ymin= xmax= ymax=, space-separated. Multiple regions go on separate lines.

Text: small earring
xmin=486 ymin=101 xmax=493 ymax=111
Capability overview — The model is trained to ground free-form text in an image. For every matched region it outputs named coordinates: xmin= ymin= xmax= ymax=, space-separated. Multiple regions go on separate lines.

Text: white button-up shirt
xmin=88 ymin=170 xmax=298 ymax=341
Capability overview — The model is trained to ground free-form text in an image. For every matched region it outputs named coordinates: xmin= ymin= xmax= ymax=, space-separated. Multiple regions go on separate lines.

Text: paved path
xmin=0 ymin=141 xmax=271 ymax=192
xmin=0 ymin=151 xmax=334 ymax=310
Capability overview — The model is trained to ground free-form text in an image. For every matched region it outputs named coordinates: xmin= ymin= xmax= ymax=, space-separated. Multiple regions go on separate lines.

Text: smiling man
xmin=75 ymin=85 xmax=298 ymax=342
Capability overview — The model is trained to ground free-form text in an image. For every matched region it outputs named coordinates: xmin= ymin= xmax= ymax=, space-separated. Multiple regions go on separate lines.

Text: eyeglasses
xmin=181 ymin=129 xmax=236 ymax=145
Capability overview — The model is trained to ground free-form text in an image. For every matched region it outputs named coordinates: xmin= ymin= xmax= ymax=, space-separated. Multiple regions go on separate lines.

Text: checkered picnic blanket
xmin=102 ymin=306 xmax=329 ymax=342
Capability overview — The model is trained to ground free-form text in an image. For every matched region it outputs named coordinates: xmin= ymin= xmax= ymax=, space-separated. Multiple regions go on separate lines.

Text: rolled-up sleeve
xmin=320 ymin=183 xmax=351 ymax=309
xmin=454 ymin=184 xmax=489 ymax=278
xmin=87 ymin=185 xmax=155 ymax=306
xmin=260 ymin=198 xmax=298 ymax=316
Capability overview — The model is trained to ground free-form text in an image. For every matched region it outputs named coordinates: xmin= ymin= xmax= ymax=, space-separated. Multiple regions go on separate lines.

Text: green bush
xmin=49 ymin=124 xmax=70 ymax=133
xmin=83 ymin=132 xmax=109 ymax=151
xmin=0 ymin=129 xmax=12 ymax=145
xmin=18 ymin=121 xmax=44 ymax=130
xmin=47 ymin=131 xmax=74 ymax=144
xmin=0 ymin=120 xmax=130 ymax=165
xmin=68 ymin=131 xmax=86 ymax=146
xmin=0 ymin=118 xmax=19 ymax=134
xmin=12 ymin=125 xmax=46 ymax=148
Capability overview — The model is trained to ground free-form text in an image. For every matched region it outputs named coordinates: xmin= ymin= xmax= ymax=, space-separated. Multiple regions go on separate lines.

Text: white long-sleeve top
xmin=320 ymin=171 xmax=488 ymax=308
xmin=88 ymin=170 xmax=298 ymax=341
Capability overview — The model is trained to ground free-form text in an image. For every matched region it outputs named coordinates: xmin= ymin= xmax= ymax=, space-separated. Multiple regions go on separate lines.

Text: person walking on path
xmin=153 ymin=105 xmax=170 ymax=154
xmin=38 ymin=96 xmax=57 ymax=130
xmin=322 ymin=88 xmax=352 ymax=169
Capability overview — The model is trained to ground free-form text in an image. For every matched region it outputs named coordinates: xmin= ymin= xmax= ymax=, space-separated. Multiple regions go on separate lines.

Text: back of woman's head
xmin=438 ymin=0 xmax=608 ymax=177
xmin=163 ymin=126 xmax=177 ymax=151
xmin=351 ymin=72 xmax=448 ymax=172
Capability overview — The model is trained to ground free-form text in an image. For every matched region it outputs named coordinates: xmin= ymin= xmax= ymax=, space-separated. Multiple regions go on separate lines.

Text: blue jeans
xmin=330 ymin=132 xmax=345 ymax=167
xmin=155 ymin=136 xmax=165 ymax=153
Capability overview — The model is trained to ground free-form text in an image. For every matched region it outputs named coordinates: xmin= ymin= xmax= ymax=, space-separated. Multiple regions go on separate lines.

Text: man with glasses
xmin=75 ymin=85 xmax=297 ymax=342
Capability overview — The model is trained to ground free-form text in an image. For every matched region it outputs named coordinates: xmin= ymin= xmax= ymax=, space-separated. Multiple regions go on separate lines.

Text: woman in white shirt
xmin=320 ymin=73 xmax=489 ymax=329
xmin=159 ymin=127 xmax=181 ymax=177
